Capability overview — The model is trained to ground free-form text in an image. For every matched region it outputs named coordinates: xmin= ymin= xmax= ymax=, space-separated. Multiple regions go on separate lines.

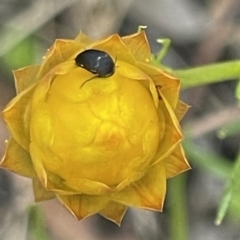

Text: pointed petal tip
xmin=139 ymin=198 xmax=165 ymax=212
xmin=100 ymin=214 xmax=123 ymax=226
xmin=99 ymin=202 xmax=127 ymax=226
xmin=165 ymin=143 xmax=191 ymax=178
xmin=57 ymin=194 xmax=109 ymax=222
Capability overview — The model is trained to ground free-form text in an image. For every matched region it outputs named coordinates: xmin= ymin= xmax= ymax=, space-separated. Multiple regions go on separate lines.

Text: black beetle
xmin=75 ymin=49 xmax=115 ymax=78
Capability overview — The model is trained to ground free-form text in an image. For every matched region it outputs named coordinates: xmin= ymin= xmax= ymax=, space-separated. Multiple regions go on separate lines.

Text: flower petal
xmin=30 ymin=101 xmax=54 ymax=153
xmin=37 ymin=39 xmax=84 ymax=79
xmin=75 ymin=31 xmax=94 ymax=45
xmin=2 ymin=83 xmax=37 ymax=150
xmin=90 ymin=34 xmax=135 ymax=64
xmin=137 ymin=62 xmax=180 ymax=109
xmin=152 ymin=92 xmax=183 ymax=165
xmin=0 ymin=138 xmax=36 ymax=178
xmin=64 ymin=178 xmax=111 ymax=195
xmin=175 ymin=101 xmax=190 ymax=121
xmin=111 ymin=163 xmax=166 ymax=211
xmin=30 ymin=61 xmax=75 ymax=126
xmin=43 ymin=171 xmax=80 ymax=195
xmin=33 ymin=178 xmax=55 ymax=202
xmin=100 ymin=201 xmax=127 ymax=225
xmin=122 ymin=31 xmax=151 ymax=62
xmin=14 ymin=65 xmax=40 ymax=94
xmin=117 ymin=60 xmax=159 ymax=108
xmin=165 ymin=144 xmax=191 ymax=178
xmin=30 ymin=142 xmax=47 ymax=187
xmin=0 ymin=31 xmax=190 ymax=224
xmin=57 ymin=194 xmax=109 ymax=220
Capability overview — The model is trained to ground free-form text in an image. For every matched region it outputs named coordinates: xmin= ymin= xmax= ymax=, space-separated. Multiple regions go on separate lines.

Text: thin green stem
xmin=155 ymin=38 xmax=171 ymax=63
xmin=215 ymin=149 xmax=240 ymax=225
xmin=168 ymin=173 xmax=189 ymax=240
xmin=27 ymin=205 xmax=51 ymax=240
xmin=173 ymin=60 xmax=240 ymax=89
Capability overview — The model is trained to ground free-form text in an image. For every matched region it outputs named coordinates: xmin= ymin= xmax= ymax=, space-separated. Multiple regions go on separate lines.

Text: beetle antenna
xmin=80 ymin=76 xmax=97 ymax=88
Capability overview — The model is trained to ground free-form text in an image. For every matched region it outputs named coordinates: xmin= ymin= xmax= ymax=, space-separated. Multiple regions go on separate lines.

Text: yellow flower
xmin=0 ymin=31 xmax=190 ymax=224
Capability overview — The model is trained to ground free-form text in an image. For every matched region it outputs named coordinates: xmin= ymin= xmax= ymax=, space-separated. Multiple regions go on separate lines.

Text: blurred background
xmin=1 ymin=0 xmax=240 ymax=239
